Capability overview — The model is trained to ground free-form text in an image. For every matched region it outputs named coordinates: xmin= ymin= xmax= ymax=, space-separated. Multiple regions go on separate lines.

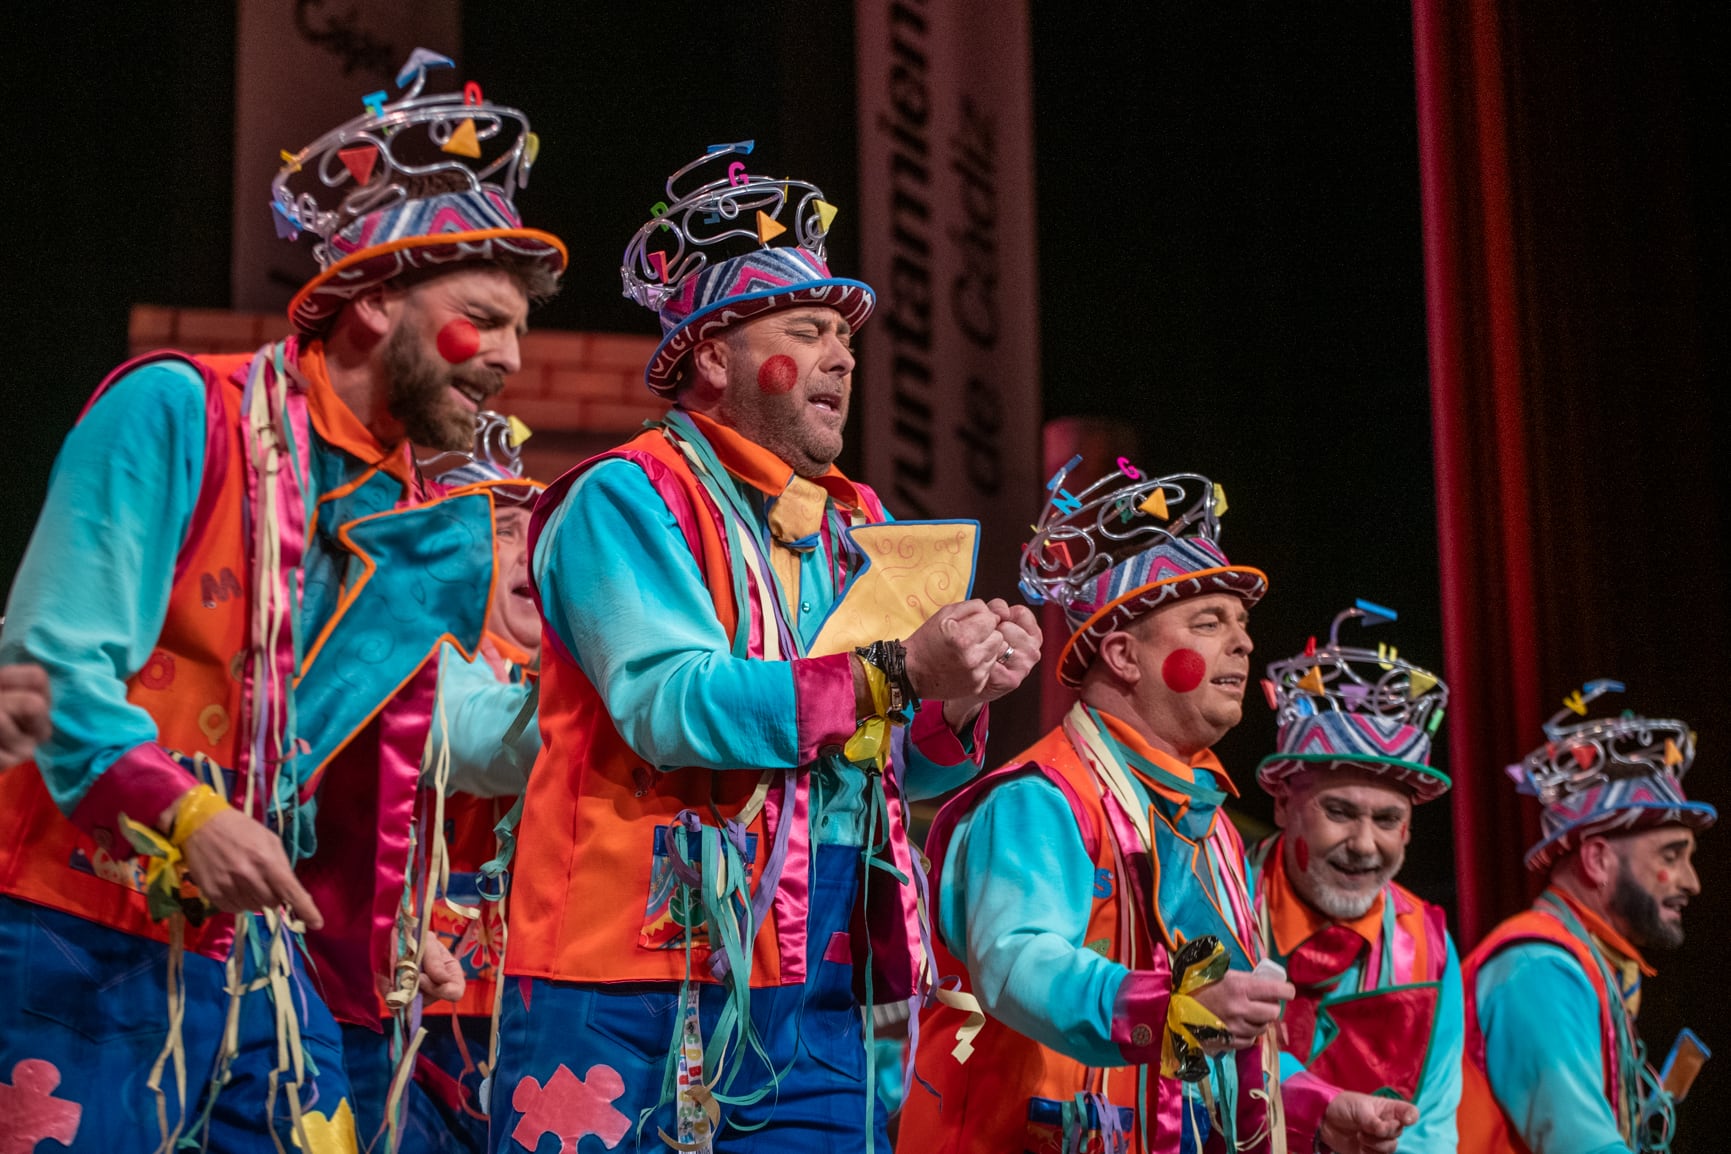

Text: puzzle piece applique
xmin=291 ymin=1098 xmax=359 ymax=1154
xmin=0 ymin=1059 xmax=82 ymax=1154
xmin=512 ymin=1064 xmax=632 ymax=1153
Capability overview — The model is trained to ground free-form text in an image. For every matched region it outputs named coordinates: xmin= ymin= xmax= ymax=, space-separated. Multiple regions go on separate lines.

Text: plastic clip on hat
xmin=1256 ymin=601 xmax=1451 ymax=804
xmin=419 ymin=409 xmax=543 ymax=507
xmin=620 ymin=139 xmax=875 ymax=396
xmin=1508 ymin=680 xmax=1716 ymax=872
xmin=1018 ymin=455 xmax=1266 ymax=689
xmin=273 ymin=48 xmax=567 ymax=334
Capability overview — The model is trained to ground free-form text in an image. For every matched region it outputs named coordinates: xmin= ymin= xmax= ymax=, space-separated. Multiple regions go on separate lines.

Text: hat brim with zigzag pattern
xmin=1525 ymin=799 xmax=1717 ymax=872
xmin=1256 ymin=751 xmax=1452 ymax=805
xmin=644 ymin=277 xmax=876 ymax=396
xmin=290 ymin=227 xmax=568 ymax=334
xmin=1055 ymin=565 xmax=1267 ymax=690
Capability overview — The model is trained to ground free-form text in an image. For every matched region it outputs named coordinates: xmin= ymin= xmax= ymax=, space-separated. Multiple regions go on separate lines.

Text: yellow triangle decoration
xmin=506 ymin=415 xmax=533 ymax=447
xmin=756 ymin=210 xmax=787 ymax=244
xmin=1408 ymin=670 xmax=1438 ymax=698
xmin=524 ymin=131 xmax=541 ymax=168
xmin=1138 ymin=489 xmax=1169 ymax=520
xmin=814 ymin=199 xmax=839 ymax=232
xmin=1212 ymin=483 xmax=1229 ymax=516
xmin=1664 ymin=738 xmax=1684 ymax=767
xmin=442 ymin=118 xmax=482 ymax=159
xmin=1297 ymin=667 xmax=1326 ymax=694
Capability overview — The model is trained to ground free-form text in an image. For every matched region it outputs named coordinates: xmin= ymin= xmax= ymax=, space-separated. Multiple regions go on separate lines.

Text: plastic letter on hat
xmin=1017 ymin=455 xmax=1267 ymax=688
xmin=1255 ymin=603 xmax=1452 ymax=804
xmin=272 ymin=47 xmax=567 ymax=334
xmin=1505 ymin=681 xmax=1716 ymax=871
xmin=620 ymin=140 xmax=876 ymax=396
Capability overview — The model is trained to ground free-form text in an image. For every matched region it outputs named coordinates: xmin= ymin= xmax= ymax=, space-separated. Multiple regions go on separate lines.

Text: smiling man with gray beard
xmin=1247 ymin=603 xmax=1464 ymax=1154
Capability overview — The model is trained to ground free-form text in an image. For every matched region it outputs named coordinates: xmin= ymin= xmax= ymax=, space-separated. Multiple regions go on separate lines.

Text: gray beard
xmin=1299 ymin=851 xmax=1400 ymax=920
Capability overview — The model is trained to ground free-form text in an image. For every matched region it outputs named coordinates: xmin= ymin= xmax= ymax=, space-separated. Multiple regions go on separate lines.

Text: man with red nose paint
xmin=1246 ymin=604 xmax=1462 ymax=1153
xmin=901 ymin=461 xmax=1415 ymax=1154
xmin=488 ymin=143 xmax=1039 ymax=1153
xmin=1460 ymin=682 xmax=1714 ymax=1153
xmin=0 ymin=52 xmax=564 ymax=1149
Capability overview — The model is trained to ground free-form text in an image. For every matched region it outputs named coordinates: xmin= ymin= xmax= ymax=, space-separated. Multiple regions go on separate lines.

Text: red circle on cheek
xmin=1658 ymin=870 xmax=1671 ymax=885
xmin=1161 ymin=648 xmax=1207 ymax=693
xmin=1294 ymin=836 xmax=1311 ymax=871
xmin=436 ymin=318 xmax=481 ymax=364
xmin=757 ymin=354 xmax=799 ymax=394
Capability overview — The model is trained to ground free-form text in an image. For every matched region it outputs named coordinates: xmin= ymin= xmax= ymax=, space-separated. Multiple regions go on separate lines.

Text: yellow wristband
xmin=169 ymin=784 xmax=232 ymax=847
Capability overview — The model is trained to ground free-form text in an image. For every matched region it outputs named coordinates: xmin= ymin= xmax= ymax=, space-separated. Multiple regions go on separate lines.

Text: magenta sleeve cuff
xmin=70 ymin=742 xmax=200 ymax=842
xmin=1282 ymin=1067 xmax=1342 ymax=1146
xmin=910 ymin=698 xmax=989 ymax=766
xmin=1110 ymin=968 xmax=1170 ymax=1064
xmin=791 ymin=652 xmax=860 ymax=763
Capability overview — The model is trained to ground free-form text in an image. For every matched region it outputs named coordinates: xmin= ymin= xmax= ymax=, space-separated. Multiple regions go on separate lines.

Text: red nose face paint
xmin=757 ymin=354 xmax=799 ymax=394
xmin=437 ymin=318 xmax=481 ymax=364
xmin=1161 ymin=648 xmax=1207 ymax=693
xmin=1294 ymin=836 xmax=1311 ymax=871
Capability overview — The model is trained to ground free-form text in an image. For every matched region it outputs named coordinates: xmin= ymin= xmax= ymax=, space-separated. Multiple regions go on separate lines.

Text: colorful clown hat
xmin=274 ymin=48 xmax=567 ymax=334
xmin=1508 ymin=680 xmax=1716 ymax=871
xmin=621 ymin=140 xmax=874 ymax=396
xmin=1019 ymin=455 xmax=1266 ymax=689
xmin=1256 ymin=601 xmax=1451 ymax=804
xmin=420 ymin=410 xmax=543 ymax=507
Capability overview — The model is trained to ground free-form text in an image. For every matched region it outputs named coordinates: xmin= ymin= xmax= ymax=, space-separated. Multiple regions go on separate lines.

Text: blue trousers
xmin=0 ymin=896 xmax=354 ymax=1153
xmin=343 ymin=1015 xmax=490 ymax=1154
xmin=490 ymin=846 xmax=889 ymax=1153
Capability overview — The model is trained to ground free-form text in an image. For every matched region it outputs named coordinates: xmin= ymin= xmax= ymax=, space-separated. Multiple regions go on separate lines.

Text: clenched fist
xmin=0 ymin=664 xmax=51 ymax=770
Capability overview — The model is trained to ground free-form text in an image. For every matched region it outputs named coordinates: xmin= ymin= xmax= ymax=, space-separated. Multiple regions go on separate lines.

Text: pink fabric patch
xmin=1110 ymin=970 xmax=1167 ymax=1064
xmin=511 ymin=1064 xmax=631 ymax=1153
xmin=0 ymin=1059 xmax=83 ymax=1153
xmin=824 ymin=930 xmax=852 ymax=964
xmin=68 ymin=742 xmax=199 ymax=844
xmin=792 ymin=652 xmax=857 ymax=763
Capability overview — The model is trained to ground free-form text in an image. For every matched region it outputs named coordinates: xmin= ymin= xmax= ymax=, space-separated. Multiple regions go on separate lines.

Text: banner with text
xmin=855 ymin=0 xmax=1042 ymax=615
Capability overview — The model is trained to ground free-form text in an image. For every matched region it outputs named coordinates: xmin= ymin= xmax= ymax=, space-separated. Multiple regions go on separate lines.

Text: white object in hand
xmin=1252 ymin=958 xmax=1287 ymax=983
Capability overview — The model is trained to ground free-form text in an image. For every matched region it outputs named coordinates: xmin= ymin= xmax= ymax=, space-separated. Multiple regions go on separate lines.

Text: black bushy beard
xmin=1609 ymin=860 xmax=1684 ymax=950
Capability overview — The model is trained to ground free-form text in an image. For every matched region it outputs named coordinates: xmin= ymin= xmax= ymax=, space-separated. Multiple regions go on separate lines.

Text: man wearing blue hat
xmin=1460 ymin=682 xmax=1713 ymax=1153
xmin=1248 ymin=604 xmax=1463 ymax=1153
xmin=0 ymin=50 xmax=563 ymax=1150
xmin=489 ymin=142 xmax=1040 ymax=1152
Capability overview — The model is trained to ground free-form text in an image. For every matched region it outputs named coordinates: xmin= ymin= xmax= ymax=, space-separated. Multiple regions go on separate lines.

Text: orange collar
xmin=1094 ymin=708 xmax=1238 ymax=797
xmin=1550 ymin=886 xmax=1657 ymax=978
xmin=1265 ymin=833 xmax=1384 ymax=957
xmin=297 ymin=341 xmax=414 ymax=485
xmin=682 ymin=410 xmax=867 ymax=512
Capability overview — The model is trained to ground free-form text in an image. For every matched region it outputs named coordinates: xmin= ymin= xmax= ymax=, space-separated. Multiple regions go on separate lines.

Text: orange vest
xmin=0 ymin=352 xmax=254 ymax=955
xmin=508 ymin=422 xmax=925 ymax=991
xmin=901 ymin=721 xmax=1275 ymax=1154
xmin=1458 ymin=902 xmax=1624 ymax=1154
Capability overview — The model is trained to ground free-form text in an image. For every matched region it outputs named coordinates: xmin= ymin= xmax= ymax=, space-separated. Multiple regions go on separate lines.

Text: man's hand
xmin=1320 ymin=1091 xmax=1419 ymax=1154
xmin=1190 ymin=970 xmax=1295 ymax=1049
xmin=418 ymin=934 xmax=466 ymax=1003
xmin=903 ymin=600 xmax=1004 ymax=701
xmin=0 ymin=664 xmax=51 ymax=770
xmin=179 ymin=808 xmax=324 ymax=931
xmin=941 ymin=601 xmax=1043 ymax=731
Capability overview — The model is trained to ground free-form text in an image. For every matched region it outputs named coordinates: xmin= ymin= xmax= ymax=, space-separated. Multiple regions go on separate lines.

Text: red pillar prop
xmin=1412 ymin=0 xmax=1542 ymax=946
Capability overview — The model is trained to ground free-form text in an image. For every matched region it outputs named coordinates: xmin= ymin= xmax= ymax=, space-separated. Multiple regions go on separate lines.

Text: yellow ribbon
xmin=170 ymin=783 xmax=232 ymax=846
xmin=1159 ymin=939 xmax=1231 ymax=1079
xmin=844 ymin=659 xmax=893 ymax=770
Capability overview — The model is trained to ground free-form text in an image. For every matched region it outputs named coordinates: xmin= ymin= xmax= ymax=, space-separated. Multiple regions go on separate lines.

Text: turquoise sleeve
xmin=0 ymin=361 xmax=207 ymax=811
xmin=1477 ymin=942 xmax=1630 ymax=1154
xmin=532 ymin=459 xmax=803 ymax=770
xmin=1400 ymin=934 xmax=1464 ymax=1153
xmin=938 ymin=773 xmax=1128 ymax=1067
xmin=427 ymin=642 xmax=538 ymax=798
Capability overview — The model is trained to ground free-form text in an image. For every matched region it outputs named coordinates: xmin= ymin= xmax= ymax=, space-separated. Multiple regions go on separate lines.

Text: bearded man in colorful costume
xmin=1247 ymin=603 xmax=1462 ymax=1152
xmin=488 ymin=142 xmax=1040 ymax=1153
xmin=1461 ymin=681 xmax=1713 ymax=1153
xmin=0 ymin=51 xmax=563 ymax=1151
xmin=901 ymin=459 xmax=1418 ymax=1154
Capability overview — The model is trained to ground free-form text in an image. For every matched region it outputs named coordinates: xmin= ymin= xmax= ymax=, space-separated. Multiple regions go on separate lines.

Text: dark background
xmin=3 ymin=1 xmax=1725 ymax=1142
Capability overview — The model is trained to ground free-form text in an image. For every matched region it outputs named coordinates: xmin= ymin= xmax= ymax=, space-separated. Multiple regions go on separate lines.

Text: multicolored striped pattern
xmin=1257 ymin=709 xmax=1450 ymax=803
xmin=288 ymin=189 xmax=566 ymax=333
xmin=644 ymin=247 xmax=875 ymax=395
